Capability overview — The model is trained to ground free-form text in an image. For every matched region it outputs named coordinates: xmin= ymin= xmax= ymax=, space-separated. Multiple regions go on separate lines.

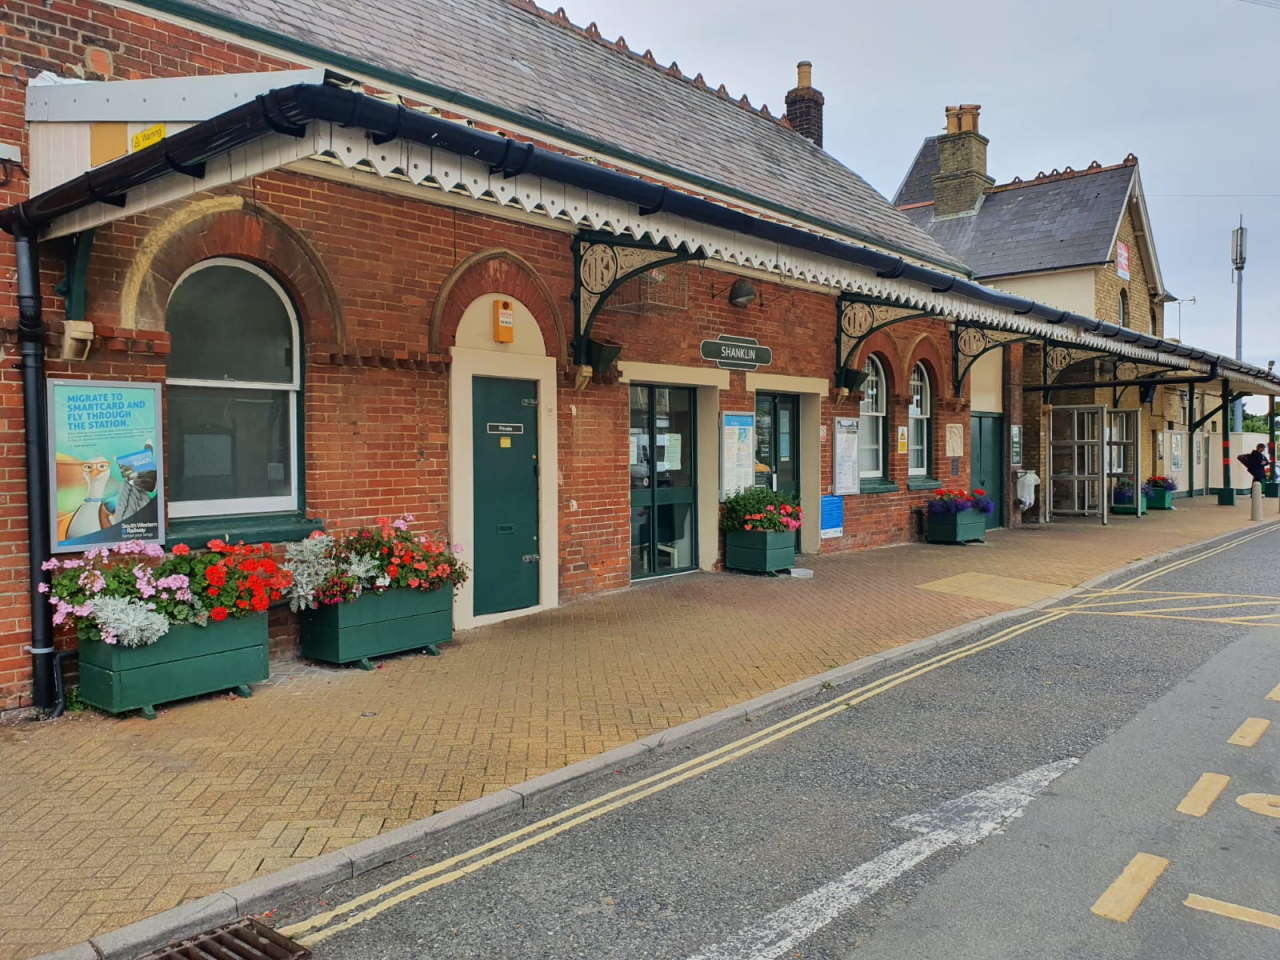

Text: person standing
xmin=1238 ymin=443 xmax=1272 ymax=484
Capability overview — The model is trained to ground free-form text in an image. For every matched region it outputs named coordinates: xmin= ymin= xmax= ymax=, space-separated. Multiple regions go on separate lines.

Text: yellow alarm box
xmin=493 ymin=299 xmax=515 ymax=343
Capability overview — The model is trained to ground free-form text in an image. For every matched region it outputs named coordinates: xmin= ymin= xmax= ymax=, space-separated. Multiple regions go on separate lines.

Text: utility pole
xmin=1232 ymin=218 xmax=1246 ymax=433
xmin=1171 ymin=296 xmax=1196 ymax=340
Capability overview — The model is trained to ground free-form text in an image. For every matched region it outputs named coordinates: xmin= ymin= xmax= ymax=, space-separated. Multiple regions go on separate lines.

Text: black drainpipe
xmin=15 ymin=232 xmax=55 ymax=712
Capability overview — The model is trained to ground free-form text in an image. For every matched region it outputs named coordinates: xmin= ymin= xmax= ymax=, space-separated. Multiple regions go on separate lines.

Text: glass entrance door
xmin=754 ymin=393 xmax=799 ymax=497
xmin=1049 ymin=404 xmax=1107 ymax=523
xmin=1106 ymin=409 xmax=1143 ymax=515
xmin=630 ymin=385 xmax=697 ymax=578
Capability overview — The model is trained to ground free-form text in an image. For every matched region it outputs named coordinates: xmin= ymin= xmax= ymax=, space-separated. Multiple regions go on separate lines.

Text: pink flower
xmin=744 ymin=523 xmax=753 ymax=531
xmin=37 ymin=582 xmax=49 ymax=594
xmin=765 ymin=505 xmax=776 ymax=512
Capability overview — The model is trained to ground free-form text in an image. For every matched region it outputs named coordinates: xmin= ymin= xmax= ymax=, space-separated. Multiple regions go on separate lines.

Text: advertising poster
xmin=49 ymin=379 xmax=164 ymax=552
xmin=720 ymin=412 xmax=756 ymax=499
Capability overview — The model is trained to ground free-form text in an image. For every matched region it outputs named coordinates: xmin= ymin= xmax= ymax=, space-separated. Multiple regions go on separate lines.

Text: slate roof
xmin=158 ymin=0 xmax=960 ymax=269
xmin=891 ymin=136 xmax=939 ymax=207
xmin=899 ymin=164 xmax=1136 ymax=279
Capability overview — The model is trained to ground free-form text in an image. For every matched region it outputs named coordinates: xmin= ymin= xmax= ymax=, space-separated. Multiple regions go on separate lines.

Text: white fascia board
xmin=25 ymin=68 xmax=334 ymax=122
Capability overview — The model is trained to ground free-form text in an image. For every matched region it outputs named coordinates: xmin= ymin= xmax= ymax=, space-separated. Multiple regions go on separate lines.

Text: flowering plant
xmin=284 ymin=515 xmax=467 ymax=611
xmin=1113 ymin=479 xmax=1152 ymax=503
xmin=720 ymin=487 xmax=803 ymax=533
xmin=1146 ymin=475 xmax=1178 ymax=491
xmin=41 ymin=538 xmax=290 ymax=648
xmin=926 ymin=488 xmax=995 ymax=515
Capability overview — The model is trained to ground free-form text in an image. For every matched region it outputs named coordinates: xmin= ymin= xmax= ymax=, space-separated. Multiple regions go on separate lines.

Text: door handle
xmin=521 ymin=554 xmax=540 ymax=563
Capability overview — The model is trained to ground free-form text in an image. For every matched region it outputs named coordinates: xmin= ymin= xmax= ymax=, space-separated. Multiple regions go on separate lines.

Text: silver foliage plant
xmin=284 ymin=535 xmax=384 ymax=610
xmin=284 ymin=534 xmax=338 ymax=612
xmin=91 ymin=596 xmax=170 ymax=648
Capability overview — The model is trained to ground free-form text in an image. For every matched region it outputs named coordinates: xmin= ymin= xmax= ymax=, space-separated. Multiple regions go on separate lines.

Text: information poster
xmin=720 ymin=412 xmax=756 ymax=499
xmin=49 ymin=379 xmax=164 ymax=553
xmin=1010 ymin=425 xmax=1023 ymax=467
xmin=1170 ymin=432 xmax=1184 ymax=472
xmin=945 ymin=423 xmax=965 ymax=458
xmin=897 ymin=425 xmax=909 ymax=454
xmin=833 ymin=417 xmax=860 ymax=495
xmin=820 ymin=495 xmax=844 ymax=539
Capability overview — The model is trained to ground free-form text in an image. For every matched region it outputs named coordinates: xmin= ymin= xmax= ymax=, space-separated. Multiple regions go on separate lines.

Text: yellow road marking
xmin=1268 ymin=683 xmax=1280 ymax=703
xmin=1115 ymin=527 xmax=1277 ymax=591
xmin=1236 ymin=793 xmax=1280 ymax=819
xmin=1041 ymin=610 xmax=1280 ymax=627
xmin=281 ymin=527 xmax=1274 ymax=945
xmin=1058 ymin=599 xmax=1280 ymax=614
xmin=1184 ymin=894 xmax=1280 ymax=931
xmin=1228 ymin=718 xmax=1271 ymax=747
xmin=1080 ymin=589 xmax=1280 ymax=601
xmin=282 ymin=612 xmax=1067 ymax=944
xmin=1091 ymin=853 xmax=1170 ymax=922
xmin=1176 ymin=774 xmax=1231 ymax=817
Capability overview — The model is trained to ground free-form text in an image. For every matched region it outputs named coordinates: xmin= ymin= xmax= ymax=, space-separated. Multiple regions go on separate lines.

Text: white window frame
xmin=859 ymin=356 xmax=886 ymax=479
xmin=909 ymin=362 xmax=931 ymax=476
xmin=165 ymin=258 xmax=301 ymax=519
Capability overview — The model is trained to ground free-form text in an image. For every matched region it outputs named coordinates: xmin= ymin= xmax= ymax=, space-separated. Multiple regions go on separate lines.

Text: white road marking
xmin=678 ymin=759 xmax=1078 ymax=960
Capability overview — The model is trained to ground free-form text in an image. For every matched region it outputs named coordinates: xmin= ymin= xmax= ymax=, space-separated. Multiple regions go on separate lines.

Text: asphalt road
xmin=270 ymin=522 xmax=1280 ymax=960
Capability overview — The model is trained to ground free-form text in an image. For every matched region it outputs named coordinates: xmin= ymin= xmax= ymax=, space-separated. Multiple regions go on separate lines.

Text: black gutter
xmin=15 ymin=235 xmax=55 ymax=711
xmin=4 ymin=82 xmax=1279 ymax=396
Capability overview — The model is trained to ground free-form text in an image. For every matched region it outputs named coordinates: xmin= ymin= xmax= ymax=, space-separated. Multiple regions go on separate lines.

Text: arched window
xmin=1118 ymin=289 xmax=1128 ymax=328
xmin=165 ymin=258 xmax=300 ymax=517
xmin=909 ymin=363 xmax=932 ymax=476
xmin=859 ymin=356 xmax=887 ymax=479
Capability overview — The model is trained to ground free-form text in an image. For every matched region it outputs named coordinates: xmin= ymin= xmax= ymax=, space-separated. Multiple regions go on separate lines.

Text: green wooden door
xmin=473 ymin=377 xmax=539 ymax=615
xmin=970 ymin=413 xmax=1005 ymax=529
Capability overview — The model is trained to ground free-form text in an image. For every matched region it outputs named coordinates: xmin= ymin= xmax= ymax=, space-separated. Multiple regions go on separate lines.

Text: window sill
xmin=906 ymin=477 xmax=942 ymax=491
xmin=858 ymin=479 xmax=899 ymax=495
xmin=166 ymin=511 xmax=324 ymax=549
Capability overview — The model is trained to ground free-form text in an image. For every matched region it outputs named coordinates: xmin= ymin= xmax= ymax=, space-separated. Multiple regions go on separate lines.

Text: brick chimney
xmin=931 ymin=104 xmax=993 ymax=216
xmin=785 ymin=61 xmax=824 ymax=147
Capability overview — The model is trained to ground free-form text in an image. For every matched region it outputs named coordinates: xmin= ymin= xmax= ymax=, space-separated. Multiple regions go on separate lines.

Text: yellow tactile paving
xmin=0 ymin=499 xmax=1271 ymax=959
xmin=917 ymin=571 xmax=1072 ymax=606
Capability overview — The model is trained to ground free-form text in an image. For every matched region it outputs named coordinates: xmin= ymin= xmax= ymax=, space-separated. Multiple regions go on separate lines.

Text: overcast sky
xmin=566 ymin=0 xmax=1280 ymax=409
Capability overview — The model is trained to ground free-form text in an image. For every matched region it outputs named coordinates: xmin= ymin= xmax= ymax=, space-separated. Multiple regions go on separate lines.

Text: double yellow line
xmin=281 ymin=610 xmax=1066 ymax=945
xmin=1102 ymin=524 xmax=1277 ymax=593
xmin=281 ymin=524 xmax=1276 ymax=947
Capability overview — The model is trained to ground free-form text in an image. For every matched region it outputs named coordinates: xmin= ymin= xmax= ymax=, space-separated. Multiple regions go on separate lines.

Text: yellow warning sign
xmin=131 ymin=124 xmax=166 ymax=152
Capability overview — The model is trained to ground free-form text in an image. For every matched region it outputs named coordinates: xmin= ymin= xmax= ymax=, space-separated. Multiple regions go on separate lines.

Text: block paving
xmin=0 ymin=500 xmax=1271 ymax=959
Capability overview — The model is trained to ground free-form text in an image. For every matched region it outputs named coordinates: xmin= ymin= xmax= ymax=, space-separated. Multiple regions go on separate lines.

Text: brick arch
xmin=852 ymin=330 xmax=904 ymax=396
xmin=121 ymin=195 xmax=344 ymax=349
xmin=431 ymin=249 xmax=566 ymax=365
xmin=903 ymin=332 xmax=952 ymax=399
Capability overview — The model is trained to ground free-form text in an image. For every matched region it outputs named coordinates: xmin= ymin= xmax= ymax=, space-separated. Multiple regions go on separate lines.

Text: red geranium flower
xmin=210 ymin=606 xmax=228 ymax=622
xmin=172 ymin=543 xmax=191 ymax=556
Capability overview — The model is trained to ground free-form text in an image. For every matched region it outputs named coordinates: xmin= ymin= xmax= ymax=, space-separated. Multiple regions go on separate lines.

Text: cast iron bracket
xmin=571 ymin=231 xmax=706 ymax=366
xmin=834 ymin=293 xmax=931 ymax=379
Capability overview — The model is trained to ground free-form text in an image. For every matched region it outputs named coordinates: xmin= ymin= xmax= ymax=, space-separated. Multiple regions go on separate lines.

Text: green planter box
xmin=302 ymin=586 xmax=453 ymax=668
xmin=1112 ymin=493 xmax=1147 ymax=515
xmin=1147 ymin=489 xmax=1175 ymax=510
xmin=78 ymin=616 xmax=268 ymax=719
xmin=724 ymin=529 xmax=796 ymax=573
xmin=925 ymin=507 xmax=987 ymax=544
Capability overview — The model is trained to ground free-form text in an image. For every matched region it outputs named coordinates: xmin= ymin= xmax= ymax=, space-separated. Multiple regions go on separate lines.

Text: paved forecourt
xmin=0 ymin=498 xmax=1270 ymax=959
xmin=265 ymin=514 xmax=1280 ymax=959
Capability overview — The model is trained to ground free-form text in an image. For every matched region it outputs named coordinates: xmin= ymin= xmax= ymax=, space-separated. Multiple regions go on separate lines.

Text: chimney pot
xmin=932 ymin=103 xmax=992 ymax=216
xmin=785 ymin=60 xmax=825 ymax=147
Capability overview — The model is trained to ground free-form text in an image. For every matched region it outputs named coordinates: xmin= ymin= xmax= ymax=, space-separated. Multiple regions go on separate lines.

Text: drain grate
xmin=139 ymin=918 xmax=310 ymax=960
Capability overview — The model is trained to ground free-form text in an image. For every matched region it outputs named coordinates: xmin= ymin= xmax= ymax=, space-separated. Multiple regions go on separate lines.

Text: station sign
xmin=700 ymin=335 xmax=773 ymax=371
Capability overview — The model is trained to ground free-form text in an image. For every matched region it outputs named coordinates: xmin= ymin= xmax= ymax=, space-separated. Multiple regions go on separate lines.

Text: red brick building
xmin=2 ymin=0 xmax=1276 ymax=712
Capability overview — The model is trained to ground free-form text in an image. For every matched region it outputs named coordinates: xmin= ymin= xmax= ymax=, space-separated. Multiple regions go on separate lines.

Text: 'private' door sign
xmin=700 ymin=335 xmax=773 ymax=371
